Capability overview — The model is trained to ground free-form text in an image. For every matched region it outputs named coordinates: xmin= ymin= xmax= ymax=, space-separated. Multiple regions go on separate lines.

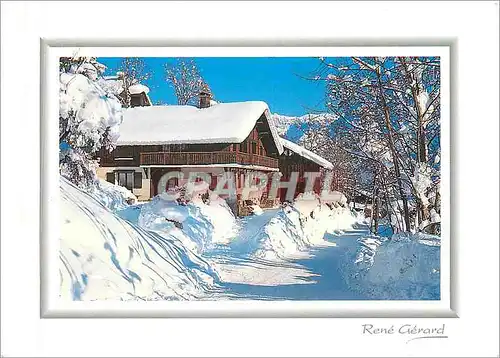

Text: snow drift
xmin=59 ymin=177 xmax=219 ymax=301
xmin=119 ymin=193 xmax=238 ymax=254
xmin=343 ymin=232 xmax=441 ymax=300
xmin=253 ymin=195 xmax=357 ymax=260
xmin=91 ymin=179 xmax=137 ymax=211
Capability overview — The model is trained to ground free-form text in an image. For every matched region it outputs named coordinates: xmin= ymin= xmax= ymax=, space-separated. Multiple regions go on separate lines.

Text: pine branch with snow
xmin=59 ymin=57 xmax=123 ymax=187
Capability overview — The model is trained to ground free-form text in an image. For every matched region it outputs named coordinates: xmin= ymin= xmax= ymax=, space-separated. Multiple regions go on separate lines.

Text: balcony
xmin=140 ymin=151 xmax=279 ymax=169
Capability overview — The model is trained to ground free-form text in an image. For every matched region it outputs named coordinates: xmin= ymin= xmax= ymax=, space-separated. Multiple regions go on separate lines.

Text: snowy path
xmin=63 ymin=181 xmax=440 ymax=301
xmin=208 ymin=211 xmax=369 ymax=300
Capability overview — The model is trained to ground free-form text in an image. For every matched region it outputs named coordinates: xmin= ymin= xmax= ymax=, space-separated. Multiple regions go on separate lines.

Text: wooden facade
xmin=278 ymin=151 xmax=324 ymax=201
xmin=99 ymin=125 xmax=279 ymax=170
xmin=97 ymin=118 xmax=283 ymax=214
xmin=96 ymin=84 xmax=335 ymax=214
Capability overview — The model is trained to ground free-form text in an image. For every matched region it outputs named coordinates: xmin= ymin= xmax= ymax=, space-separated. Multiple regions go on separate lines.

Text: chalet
xmin=96 ymin=86 xmax=335 ymax=214
xmin=97 ymin=88 xmax=283 ymax=202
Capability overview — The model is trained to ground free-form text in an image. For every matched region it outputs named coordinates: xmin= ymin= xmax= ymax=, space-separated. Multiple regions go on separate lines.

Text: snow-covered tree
xmin=164 ymin=58 xmax=209 ymax=105
xmin=305 ymin=56 xmax=441 ymax=234
xmin=116 ymin=57 xmax=152 ymax=107
xmin=59 ymin=57 xmax=123 ymax=187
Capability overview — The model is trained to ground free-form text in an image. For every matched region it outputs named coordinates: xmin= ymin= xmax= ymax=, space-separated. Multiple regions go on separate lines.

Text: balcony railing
xmin=140 ymin=151 xmax=279 ymax=169
xmin=235 ymin=152 xmax=279 ymax=169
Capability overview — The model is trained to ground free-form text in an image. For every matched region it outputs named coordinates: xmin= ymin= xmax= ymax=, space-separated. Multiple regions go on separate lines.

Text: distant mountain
xmin=270 ymin=112 xmax=337 ymax=140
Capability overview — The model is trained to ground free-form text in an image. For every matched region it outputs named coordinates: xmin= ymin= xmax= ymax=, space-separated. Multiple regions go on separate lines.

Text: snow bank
xmin=90 ymin=179 xmax=137 ymax=211
xmin=59 ymin=177 xmax=219 ymax=301
xmin=270 ymin=112 xmax=336 ymax=137
xmin=343 ymin=233 xmax=440 ymax=300
xmin=128 ymin=194 xmax=238 ymax=254
xmin=194 ymin=196 xmax=238 ymax=245
xmin=253 ymin=207 xmax=308 ymax=260
xmin=253 ymin=198 xmax=357 ymax=260
xmin=322 ymin=191 xmax=348 ymax=207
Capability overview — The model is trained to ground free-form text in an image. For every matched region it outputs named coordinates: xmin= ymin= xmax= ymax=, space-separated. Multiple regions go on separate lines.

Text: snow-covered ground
xmin=61 ymin=181 xmax=440 ymax=301
xmin=59 ymin=178 xmax=220 ymax=301
xmin=344 ymin=232 xmax=441 ymax=300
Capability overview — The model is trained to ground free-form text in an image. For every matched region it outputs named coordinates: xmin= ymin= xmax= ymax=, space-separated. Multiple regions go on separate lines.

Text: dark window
xmin=134 ymin=172 xmax=142 ymax=188
xmin=251 ymin=142 xmax=257 ymax=154
xmin=232 ymin=144 xmax=238 ymax=152
xmin=240 ymin=141 xmax=248 ymax=153
xmin=117 ymin=171 xmax=134 ymax=190
xmin=130 ymin=93 xmax=148 ymax=107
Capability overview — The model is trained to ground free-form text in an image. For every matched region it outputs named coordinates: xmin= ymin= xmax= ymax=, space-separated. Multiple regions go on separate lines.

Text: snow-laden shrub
xmin=248 ymin=205 xmax=263 ymax=216
xmin=91 ymin=179 xmax=137 ymax=211
xmin=133 ymin=192 xmax=238 ymax=254
xmin=59 ymin=177 xmax=219 ymax=301
xmin=193 ymin=195 xmax=238 ymax=245
xmin=253 ymin=206 xmax=309 ymax=260
xmin=343 ymin=232 xmax=440 ymax=300
xmin=59 ymin=147 xmax=99 ymax=188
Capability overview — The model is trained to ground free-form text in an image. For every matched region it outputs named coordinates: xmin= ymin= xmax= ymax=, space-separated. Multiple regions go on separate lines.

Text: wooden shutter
xmin=134 ymin=172 xmax=142 ymax=188
xmin=106 ymin=172 xmax=115 ymax=183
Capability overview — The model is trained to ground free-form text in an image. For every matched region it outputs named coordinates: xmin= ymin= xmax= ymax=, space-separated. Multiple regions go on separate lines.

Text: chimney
xmin=128 ymin=83 xmax=151 ymax=108
xmin=198 ymin=83 xmax=211 ymax=109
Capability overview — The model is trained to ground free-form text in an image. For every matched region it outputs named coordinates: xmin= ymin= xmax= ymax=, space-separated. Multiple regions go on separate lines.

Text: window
xmin=106 ymin=172 xmax=115 ymax=184
xmin=251 ymin=142 xmax=257 ymax=154
xmin=232 ymin=144 xmax=238 ymax=152
xmin=116 ymin=171 xmax=142 ymax=190
xmin=117 ymin=171 xmax=134 ymax=190
xmin=166 ymin=177 xmax=178 ymax=190
xmin=171 ymin=144 xmax=186 ymax=152
xmin=240 ymin=141 xmax=248 ymax=153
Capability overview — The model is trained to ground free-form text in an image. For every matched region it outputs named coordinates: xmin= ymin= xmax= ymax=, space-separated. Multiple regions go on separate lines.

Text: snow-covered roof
xmin=128 ymin=83 xmax=150 ymax=95
xmin=280 ymin=137 xmax=333 ymax=169
xmin=118 ymin=101 xmax=284 ymax=153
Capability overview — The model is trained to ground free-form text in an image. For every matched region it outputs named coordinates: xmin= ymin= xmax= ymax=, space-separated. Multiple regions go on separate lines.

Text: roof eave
xmin=263 ymin=109 xmax=284 ymax=155
xmin=281 ymin=138 xmax=333 ymax=169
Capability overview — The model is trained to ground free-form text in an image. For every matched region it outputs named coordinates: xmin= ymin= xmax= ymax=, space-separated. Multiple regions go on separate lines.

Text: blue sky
xmin=98 ymin=57 xmax=327 ymax=116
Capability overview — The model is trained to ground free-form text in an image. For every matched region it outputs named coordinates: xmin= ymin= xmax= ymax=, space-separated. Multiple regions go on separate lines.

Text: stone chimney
xmin=128 ymin=83 xmax=151 ymax=108
xmin=198 ymin=83 xmax=211 ymax=109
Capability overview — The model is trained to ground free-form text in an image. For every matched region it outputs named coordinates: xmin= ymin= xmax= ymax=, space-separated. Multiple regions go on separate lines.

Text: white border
xmin=42 ymin=45 xmax=452 ymax=318
xmin=2 ymin=1 xmax=498 ymax=357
